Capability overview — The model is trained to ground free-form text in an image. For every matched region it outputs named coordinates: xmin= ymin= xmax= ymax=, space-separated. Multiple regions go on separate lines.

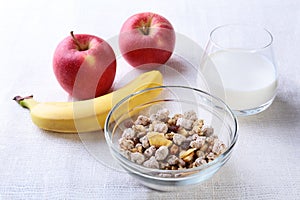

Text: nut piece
xmin=192 ymin=125 xmax=202 ymax=135
xmin=190 ymin=136 xmax=206 ymax=149
xmin=183 ymin=110 xmax=198 ymax=121
xmin=157 ymin=108 xmax=170 ymax=121
xmin=202 ymin=125 xmax=214 ymax=136
xmin=207 ymin=152 xmax=215 ymax=160
xmin=134 ymin=115 xmax=150 ymax=126
xmin=200 ymin=143 xmax=209 ymax=152
xmin=177 ymin=127 xmax=188 ymax=136
xmin=144 ymin=146 xmax=156 ymax=157
xmin=170 ymin=144 xmax=179 ymax=155
xmin=122 ymin=128 xmax=135 ymax=140
xmin=139 ymin=135 xmax=150 ymax=149
xmin=196 ymin=150 xmax=205 ymax=158
xmin=150 ymin=108 xmax=170 ymax=122
xmin=191 ymin=119 xmax=204 ymax=135
xmin=168 ymin=114 xmax=183 ymax=125
xmin=123 ymin=120 xmax=134 ymax=128
xmin=176 ymin=118 xmax=193 ymax=130
xmin=180 ymin=140 xmax=191 ymax=151
xmin=119 ymin=138 xmax=134 ymax=150
xmin=212 ymin=139 xmax=226 ymax=154
xmin=193 ymin=119 xmax=204 ymax=128
xmin=205 ymin=135 xmax=215 ymax=144
xmin=194 ymin=157 xmax=207 ymax=167
xmin=153 ymin=122 xmax=168 ymax=133
xmin=143 ymin=156 xmax=159 ymax=169
xmin=147 ymin=132 xmax=172 ymax=147
xmin=120 ymin=149 xmax=131 ymax=160
xmin=173 ymin=133 xmax=186 ymax=146
xmin=130 ymin=152 xmax=145 ymax=164
xmin=132 ymin=125 xmax=146 ymax=133
xmin=137 ymin=131 xmax=147 ymax=139
xmin=167 ymin=155 xmax=179 ymax=165
xmin=155 ymin=146 xmax=169 ymax=161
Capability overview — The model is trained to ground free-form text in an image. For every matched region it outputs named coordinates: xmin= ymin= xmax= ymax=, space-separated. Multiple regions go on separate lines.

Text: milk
xmin=201 ymin=50 xmax=277 ymax=111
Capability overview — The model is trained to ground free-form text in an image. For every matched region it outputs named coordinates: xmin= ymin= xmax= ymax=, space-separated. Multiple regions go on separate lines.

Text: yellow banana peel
xmin=14 ymin=70 xmax=163 ymax=133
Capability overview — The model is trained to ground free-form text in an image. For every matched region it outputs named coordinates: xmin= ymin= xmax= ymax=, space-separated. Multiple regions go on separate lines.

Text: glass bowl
xmin=104 ymin=86 xmax=238 ymax=191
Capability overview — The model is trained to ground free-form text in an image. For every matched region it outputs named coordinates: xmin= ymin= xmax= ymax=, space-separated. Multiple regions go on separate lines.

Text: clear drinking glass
xmin=200 ymin=24 xmax=278 ymax=116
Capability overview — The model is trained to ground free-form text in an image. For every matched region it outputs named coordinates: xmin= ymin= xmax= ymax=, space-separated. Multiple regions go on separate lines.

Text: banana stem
xmin=13 ymin=95 xmax=37 ymax=109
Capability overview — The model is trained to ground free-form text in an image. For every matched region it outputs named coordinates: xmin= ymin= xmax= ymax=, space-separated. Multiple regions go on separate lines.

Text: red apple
xmin=53 ymin=32 xmax=116 ymax=100
xmin=119 ymin=12 xmax=176 ymax=68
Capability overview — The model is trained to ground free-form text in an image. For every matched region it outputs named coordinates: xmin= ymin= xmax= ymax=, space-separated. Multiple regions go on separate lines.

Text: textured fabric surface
xmin=0 ymin=0 xmax=299 ymax=199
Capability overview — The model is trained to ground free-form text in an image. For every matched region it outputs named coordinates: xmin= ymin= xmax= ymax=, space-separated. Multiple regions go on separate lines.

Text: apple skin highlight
xmin=119 ymin=12 xmax=176 ymax=68
xmin=53 ymin=33 xmax=116 ymax=100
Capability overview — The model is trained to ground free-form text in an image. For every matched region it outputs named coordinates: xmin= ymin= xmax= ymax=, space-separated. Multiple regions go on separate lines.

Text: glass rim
xmin=104 ymin=85 xmax=239 ymax=175
xmin=209 ymin=23 xmax=274 ymax=51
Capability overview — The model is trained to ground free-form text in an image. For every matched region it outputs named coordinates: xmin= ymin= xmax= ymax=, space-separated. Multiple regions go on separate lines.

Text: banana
xmin=14 ymin=70 xmax=163 ymax=133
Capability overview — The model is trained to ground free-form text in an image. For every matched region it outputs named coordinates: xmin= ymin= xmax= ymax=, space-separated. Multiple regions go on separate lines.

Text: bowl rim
xmin=104 ymin=85 xmax=238 ymax=175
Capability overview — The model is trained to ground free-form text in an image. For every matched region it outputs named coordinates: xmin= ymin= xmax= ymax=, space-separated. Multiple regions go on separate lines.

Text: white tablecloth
xmin=0 ymin=0 xmax=299 ymax=199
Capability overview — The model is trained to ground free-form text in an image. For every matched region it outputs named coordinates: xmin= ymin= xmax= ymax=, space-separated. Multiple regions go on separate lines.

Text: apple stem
xmin=70 ymin=31 xmax=87 ymax=51
xmin=141 ymin=26 xmax=150 ymax=35
xmin=139 ymin=17 xmax=153 ymax=35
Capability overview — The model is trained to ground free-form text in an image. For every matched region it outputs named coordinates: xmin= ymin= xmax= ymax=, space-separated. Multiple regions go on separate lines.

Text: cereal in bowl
xmin=119 ymin=109 xmax=226 ymax=170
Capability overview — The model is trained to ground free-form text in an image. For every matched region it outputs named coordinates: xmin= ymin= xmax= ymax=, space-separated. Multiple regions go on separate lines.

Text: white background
xmin=0 ymin=0 xmax=299 ymax=199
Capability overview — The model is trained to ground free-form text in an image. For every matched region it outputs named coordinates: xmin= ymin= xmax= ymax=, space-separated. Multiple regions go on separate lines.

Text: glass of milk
xmin=200 ymin=24 xmax=278 ymax=116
